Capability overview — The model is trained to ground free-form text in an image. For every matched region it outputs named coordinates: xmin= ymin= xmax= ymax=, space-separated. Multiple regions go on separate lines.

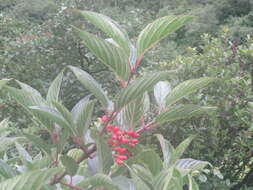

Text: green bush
xmin=0 ymin=11 xmax=217 ymax=189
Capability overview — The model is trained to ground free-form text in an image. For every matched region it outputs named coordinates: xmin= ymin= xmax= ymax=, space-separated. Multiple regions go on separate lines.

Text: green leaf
xmin=126 ymin=165 xmax=151 ymax=190
xmin=120 ymin=95 xmax=145 ymax=130
xmin=22 ymin=133 xmax=52 ymax=155
xmin=5 ymin=86 xmax=47 ymax=108
xmin=46 ymin=71 xmax=64 ymax=103
xmin=0 ymin=160 xmax=16 ymax=179
xmin=15 ymin=142 xmax=33 ymax=166
xmin=15 ymin=80 xmax=42 ymax=97
xmin=176 ymin=158 xmax=211 ymax=176
xmin=4 ymin=86 xmax=52 ymax=131
xmin=78 ymin=174 xmax=121 ymax=189
xmin=166 ymin=77 xmax=217 ymax=106
xmin=137 ymin=15 xmax=194 ymax=58
xmin=132 ymin=165 xmax=154 ymax=189
xmin=162 ymin=167 xmax=175 ymax=190
xmin=155 ymin=134 xmax=174 ymax=167
xmin=0 ymin=79 xmax=11 ymax=90
xmin=112 ymin=176 xmax=136 ymax=190
xmin=153 ymin=167 xmax=174 ymax=190
xmin=68 ymin=66 xmax=110 ymax=109
xmin=171 ymin=136 xmax=195 ymax=164
xmin=154 ymin=81 xmax=171 ymax=111
xmin=78 ymin=10 xmax=130 ymax=54
xmin=72 ymin=27 xmax=130 ymax=81
xmin=71 ymin=98 xmax=95 ymax=136
xmin=52 ymin=101 xmax=74 ymax=128
xmin=29 ymin=105 xmax=74 ymax=134
xmin=95 ymin=135 xmax=113 ymax=174
xmin=155 ymin=104 xmax=216 ymax=124
xmin=115 ymin=71 xmax=169 ymax=110
xmin=0 ymin=168 xmax=62 ymax=190
xmin=137 ymin=150 xmax=163 ymax=177
xmin=60 ymin=155 xmax=79 ymax=176
xmin=188 ymin=175 xmax=199 ymax=190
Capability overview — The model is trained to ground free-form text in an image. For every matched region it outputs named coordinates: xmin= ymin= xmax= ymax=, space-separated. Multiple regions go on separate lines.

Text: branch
xmin=49 ymin=144 xmax=96 ymax=185
xmin=60 ymin=181 xmax=85 ymax=190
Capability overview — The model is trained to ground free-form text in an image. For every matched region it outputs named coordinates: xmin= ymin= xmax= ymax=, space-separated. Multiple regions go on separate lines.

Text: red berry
xmin=108 ymin=140 xmax=114 ymax=145
xmin=133 ymin=132 xmax=140 ymax=138
xmin=129 ymin=143 xmax=136 ymax=147
xmin=113 ymin=127 xmax=120 ymax=132
xmin=117 ymin=155 xmax=128 ymax=160
xmin=101 ymin=115 xmax=109 ymax=123
xmin=114 ymin=147 xmax=127 ymax=153
xmin=106 ymin=125 xmax=114 ymax=131
xmin=111 ymin=134 xmax=118 ymax=139
xmin=131 ymin=139 xmax=139 ymax=143
xmin=116 ymin=159 xmax=124 ymax=165
xmin=127 ymin=131 xmax=135 ymax=136
xmin=121 ymin=138 xmax=129 ymax=143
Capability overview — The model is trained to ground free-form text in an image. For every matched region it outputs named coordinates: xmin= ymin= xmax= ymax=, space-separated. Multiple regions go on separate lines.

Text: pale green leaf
xmin=73 ymin=99 xmax=95 ymax=136
xmin=0 ymin=79 xmax=11 ymax=90
xmin=78 ymin=174 xmax=121 ymax=189
xmin=0 ymin=168 xmax=62 ymax=190
xmin=52 ymin=101 xmax=74 ymax=128
xmin=188 ymin=175 xmax=199 ymax=190
xmin=15 ymin=142 xmax=32 ymax=164
xmin=29 ymin=106 xmax=74 ymax=134
xmin=155 ymin=104 xmax=216 ymax=124
xmin=137 ymin=150 xmax=163 ymax=177
xmin=68 ymin=66 xmax=110 ymax=109
xmin=171 ymin=136 xmax=195 ymax=164
xmin=155 ymin=134 xmax=174 ymax=167
xmin=137 ymin=15 xmax=194 ymax=57
xmin=78 ymin=10 xmax=130 ymax=54
xmin=46 ymin=71 xmax=64 ymax=103
xmin=132 ymin=165 xmax=154 ymax=189
xmin=22 ymin=133 xmax=52 ymax=155
xmin=121 ymin=95 xmax=145 ymax=130
xmin=166 ymin=77 xmax=217 ymax=106
xmin=95 ymin=136 xmax=113 ymax=174
xmin=0 ymin=160 xmax=16 ymax=179
xmin=73 ymin=27 xmax=130 ymax=81
xmin=60 ymin=155 xmax=78 ymax=176
xmin=154 ymin=81 xmax=171 ymax=110
xmin=4 ymin=86 xmax=52 ymax=130
xmin=176 ymin=158 xmax=210 ymax=171
xmin=153 ymin=168 xmax=174 ymax=190
xmin=126 ymin=165 xmax=151 ymax=190
xmin=115 ymin=72 xmax=169 ymax=110
xmin=112 ymin=176 xmax=136 ymax=190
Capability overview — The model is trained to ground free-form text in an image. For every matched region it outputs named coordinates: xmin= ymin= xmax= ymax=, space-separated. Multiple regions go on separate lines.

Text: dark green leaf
xmin=46 ymin=71 xmax=64 ymax=103
xmin=72 ymin=27 xmax=130 ymax=81
xmin=166 ymin=77 xmax=217 ymax=106
xmin=78 ymin=10 xmax=130 ymax=54
xmin=0 ymin=168 xmax=62 ymax=190
xmin=155 ymin=104 xmax=216 ymax=124
xmin=68 ymin=66 xmax=110 ymax=109
xmin=115 ymin=72 xmax=169 ymax=110
xmin=137 ymin=15 xmax=194 ymax=57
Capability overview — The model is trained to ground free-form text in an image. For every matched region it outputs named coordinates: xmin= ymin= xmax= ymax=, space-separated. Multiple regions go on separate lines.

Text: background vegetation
xmin=0 ymin=0 xmax=253 ymax=189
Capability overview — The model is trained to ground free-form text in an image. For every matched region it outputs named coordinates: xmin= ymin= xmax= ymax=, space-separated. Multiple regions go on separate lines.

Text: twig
xmin=60 ymin=181 xmax=85 ymax=190
xmin=49 ymin=145 xmax=96 ymax=185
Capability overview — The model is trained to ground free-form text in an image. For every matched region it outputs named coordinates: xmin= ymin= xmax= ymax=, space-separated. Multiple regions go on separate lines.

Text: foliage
xmin=0 ymin=11 xmax=216 ymax=189
xmin=157 ymin=27 xmax=253 ymax=189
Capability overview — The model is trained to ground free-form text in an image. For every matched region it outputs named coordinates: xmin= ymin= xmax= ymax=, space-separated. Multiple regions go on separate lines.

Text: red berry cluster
xmin=106 ymin=125 xmax=140 ymax=165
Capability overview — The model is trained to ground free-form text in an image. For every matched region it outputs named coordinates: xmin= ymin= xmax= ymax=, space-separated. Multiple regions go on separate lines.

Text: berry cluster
xmin=106 ymin=125 xmax=140 ymax=165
